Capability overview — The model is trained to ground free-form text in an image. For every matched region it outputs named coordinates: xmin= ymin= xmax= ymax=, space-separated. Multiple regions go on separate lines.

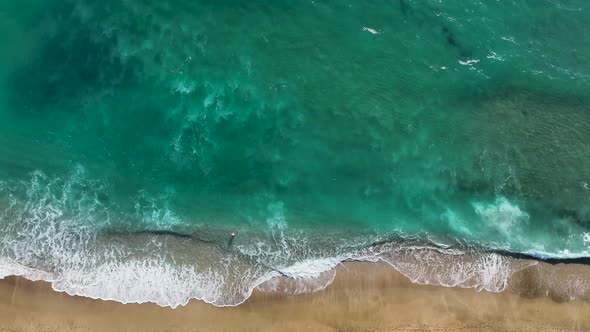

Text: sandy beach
xmin=1 ymin=262 xmax=589 ymax=332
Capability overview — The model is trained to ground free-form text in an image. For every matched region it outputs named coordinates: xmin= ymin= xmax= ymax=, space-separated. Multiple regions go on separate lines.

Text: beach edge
xmin=1 ymin=261 xmax=589 ymax=331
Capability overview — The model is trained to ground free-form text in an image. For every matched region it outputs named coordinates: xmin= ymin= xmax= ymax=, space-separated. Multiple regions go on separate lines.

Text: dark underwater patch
xmin=7 ymin=1 xmax=141 ymax=112
xmin=397 ymin=0 xmax=471 ymax=58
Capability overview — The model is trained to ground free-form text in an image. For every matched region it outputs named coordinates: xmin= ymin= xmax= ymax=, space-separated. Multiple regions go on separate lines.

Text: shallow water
xmin=0 ymin=0 xmax=589 ymax=307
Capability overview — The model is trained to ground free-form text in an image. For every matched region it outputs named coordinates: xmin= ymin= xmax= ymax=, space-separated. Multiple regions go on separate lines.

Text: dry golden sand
xmin=0 ymin=262 xmax=588 ymax=332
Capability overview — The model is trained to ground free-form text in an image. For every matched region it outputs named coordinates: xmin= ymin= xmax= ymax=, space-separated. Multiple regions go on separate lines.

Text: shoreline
xmin=1 ymin=261 xmax=589 ymax=331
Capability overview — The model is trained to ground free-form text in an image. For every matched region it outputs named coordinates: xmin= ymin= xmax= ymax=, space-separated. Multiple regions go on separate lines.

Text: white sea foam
xmin=0 ymin=171 xmax=588 ymax=308
xmin=472 ymin=197 xmax=529 ymax=235
xmin=0 ymin=238 xmax=576 ymax=308
xmin=0 ymin=258 xmax=55 ymax=281
xmin=378 ymin=246 xmax=535 ymax=293
xmin=257 ymin=257 xmax=341 ymax=295
xmin=53 ymin=259 xmax=226 ymax=308
xmin=458 ymin=58 xmax=480 ymax=66
xmin=173 ymin=80 xmax=195 ymax=95
xmin=362 ymin=26 xmax=382 ymax=35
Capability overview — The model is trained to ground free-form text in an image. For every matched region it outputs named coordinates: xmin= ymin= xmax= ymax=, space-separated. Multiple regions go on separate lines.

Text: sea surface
xmin=1 ymin=0 xmax=590 ymax=307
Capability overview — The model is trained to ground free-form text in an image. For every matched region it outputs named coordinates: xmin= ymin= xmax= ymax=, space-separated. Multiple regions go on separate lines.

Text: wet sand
xmin=0 ymin=262 xmax=589 ymax=331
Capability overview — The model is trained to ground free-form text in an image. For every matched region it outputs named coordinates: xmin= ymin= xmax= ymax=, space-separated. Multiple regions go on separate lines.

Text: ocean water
xmin=1 ymin=0 xmax=590 ymax=307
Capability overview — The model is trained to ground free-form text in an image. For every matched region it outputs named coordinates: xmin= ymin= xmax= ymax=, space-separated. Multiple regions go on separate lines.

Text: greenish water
xmin=0 ymin=0 xmax=589 ymax=306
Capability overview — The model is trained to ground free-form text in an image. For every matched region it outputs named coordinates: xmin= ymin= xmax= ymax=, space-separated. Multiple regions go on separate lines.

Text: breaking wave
xmin=0 ymin=168 xmax=589 ymax=308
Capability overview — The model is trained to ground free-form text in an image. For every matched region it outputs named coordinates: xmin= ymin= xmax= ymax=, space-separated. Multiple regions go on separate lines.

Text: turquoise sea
xmin=1 ymin=0 xmax=590 ymax=307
